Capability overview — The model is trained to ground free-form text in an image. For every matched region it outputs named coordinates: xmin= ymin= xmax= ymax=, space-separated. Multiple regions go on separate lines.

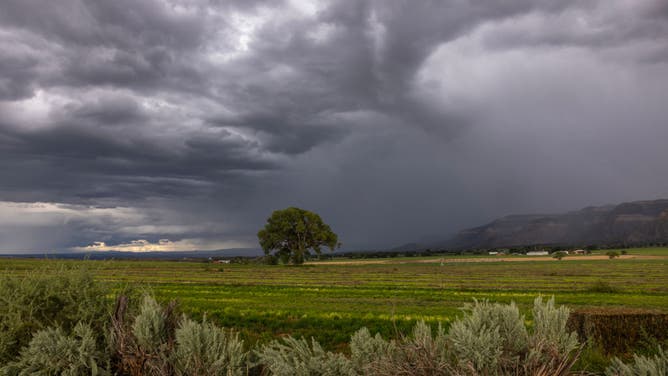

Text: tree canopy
xmin=257 ymin=207 xmax=339 ymax=264
xmin=552 ymin=251 xmax=568 ymax=260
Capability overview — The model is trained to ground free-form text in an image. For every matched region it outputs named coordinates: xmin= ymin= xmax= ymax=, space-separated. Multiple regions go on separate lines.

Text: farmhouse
xmin=526 ymin=251 xmax=549 ymax=256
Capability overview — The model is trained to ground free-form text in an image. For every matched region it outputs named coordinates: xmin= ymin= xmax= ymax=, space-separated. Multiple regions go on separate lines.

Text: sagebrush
xmin=0 ymin=264 xmax=110 ymax=364
xmin=110 ymin=295 xmax=248 ymax=376
xmin=0 ymin=322 xmax=109 ymax=376
xmin=605 ymin=347 xmax=667 ymax=376
xmin=256 ymin=296 xmax=582 ymax=376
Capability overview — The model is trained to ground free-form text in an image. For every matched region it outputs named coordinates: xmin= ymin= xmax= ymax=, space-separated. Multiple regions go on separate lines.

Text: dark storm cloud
xmin=477 ymin=2 xmax=668 ymax=60
xmin=0 ymin=117 xmax=276 ymax=204
xmin=1 ymin=0 xmax=667 ymax=252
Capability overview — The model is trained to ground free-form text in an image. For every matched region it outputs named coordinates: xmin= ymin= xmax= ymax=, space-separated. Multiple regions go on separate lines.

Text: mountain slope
xmin=443 ymin=199 xmax=668 ymax=249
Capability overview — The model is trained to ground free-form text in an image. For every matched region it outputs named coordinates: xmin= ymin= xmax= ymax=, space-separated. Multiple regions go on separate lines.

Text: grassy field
xmin=1 ymin=247 xmax=667 ymax=349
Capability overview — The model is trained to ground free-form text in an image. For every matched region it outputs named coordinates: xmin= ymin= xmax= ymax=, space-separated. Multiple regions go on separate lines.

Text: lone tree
xmin=257 ymin=207 xmax=339 ymax=264
xmin=552 ymin=251 xmax=568 ymax=261
xmin=606 ymin=251 xmax=620 ymax=259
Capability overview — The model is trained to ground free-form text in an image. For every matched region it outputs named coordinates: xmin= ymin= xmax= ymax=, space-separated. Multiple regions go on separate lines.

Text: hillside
xmin=442 ymin=199 xmax=668 ymax=250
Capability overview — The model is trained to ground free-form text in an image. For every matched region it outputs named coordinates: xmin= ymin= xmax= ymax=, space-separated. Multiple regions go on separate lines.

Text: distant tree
xmin=606 ymin=251 xmax=620 ymax=259
xmin=552 ymin=251 xmax=568 ymax=261
xmin=257 ymin=207 xmax=339 ymax=265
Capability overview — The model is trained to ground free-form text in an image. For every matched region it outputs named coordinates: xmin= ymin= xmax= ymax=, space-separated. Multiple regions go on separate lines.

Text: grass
xmin=1 ymin=248 xmax=667 ymax=349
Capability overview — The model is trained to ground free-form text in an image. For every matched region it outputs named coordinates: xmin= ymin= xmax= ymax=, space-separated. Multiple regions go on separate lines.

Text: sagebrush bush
xmin=132 ymin=295 xmax=174 ymax=353
xmin=448 ymin=299 xmax=526 ymax=372
xmin=532 ymin=296 xmax=579 ymax=355
xmin=110 ymin=294 xmax=178 ymax=375
xmin=0 ymin=264 xmax=110 ymax=364
xmin=0 ymin=322 xmax=109 ymax=376
xmin=111 ymin=294 xmax=248 ymax=376
xmin=605 ymin=347 xmax=667 ymax=376
xmin=352 ymin=297 xmax=579 ymax=375
xmin=256 ymin=336 xmax=356 ymax=376
xmin=172 ymin=317 xmax=247 ymax=376
xmin=348 ymin=327 xmax=394 ymax=370
xmin=364 ymin=321 xmax=453 ymax=376
xmin=450 ymin=317 xmax=502 ymax=372
xmin=523 ymin=296 xmax=581 ymax=375
xmin=257 ymin=297 xmax=581 ymax=376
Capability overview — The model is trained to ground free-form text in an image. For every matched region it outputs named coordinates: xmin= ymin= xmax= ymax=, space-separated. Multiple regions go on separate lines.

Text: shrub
xmin=444 ymin=297 xmax=580 ymax=375
xmin=0 ymin=264 xmax=110 ymax=364
xmin=363 ymin=321 xmax=453 ymax=376
xmin=0 ymin=322 xmax=109 ymax=376
xmin=348 ymin=327 xmax=394 ymax=371
xmin=255 ymin=336 xmax=356 ymax=376
xmin=132 ymin=295 xmax=175 ymax=354
xmin=110 ymin=294 xmax=177 ymax=375
xmin=524 ymin=296 xmax=580 ymax=375
xmin=110 ymin=295 xmax=248 ymax=376
xmin=172 ymin=317 xmax=247 ymax=376
xmin=451 ymin=299 xmax=534 ymax=371
xmin=448 ymin=301 xmax=505 ymax=372
xmin=605 ymin=347 xmax=667 ymax=376
xmin=531 ymin=296 xmax=579 ymax=356
xmin=256 ymin=297 xmax=581 ymax=376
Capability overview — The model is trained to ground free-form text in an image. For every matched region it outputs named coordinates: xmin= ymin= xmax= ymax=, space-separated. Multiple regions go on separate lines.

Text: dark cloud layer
xmin=1 ymin=0 xmax=667 ymax=252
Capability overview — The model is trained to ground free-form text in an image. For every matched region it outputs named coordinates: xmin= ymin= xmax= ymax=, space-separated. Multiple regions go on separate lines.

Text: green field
xmin=1 ymin=247 xmax=667 ymax=349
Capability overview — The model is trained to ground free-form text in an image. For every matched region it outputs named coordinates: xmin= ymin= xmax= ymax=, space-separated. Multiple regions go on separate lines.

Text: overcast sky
xmin=1 ymin=0 xmax=668 ymax=253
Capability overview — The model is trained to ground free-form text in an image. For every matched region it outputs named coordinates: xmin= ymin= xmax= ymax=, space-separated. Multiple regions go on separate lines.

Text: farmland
xmin=1 ymin=247 xmax=667 ymax=349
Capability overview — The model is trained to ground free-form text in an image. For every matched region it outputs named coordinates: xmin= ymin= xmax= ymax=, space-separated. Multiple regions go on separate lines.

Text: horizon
xmin=1 ymin=196 xmax=666 ymax=255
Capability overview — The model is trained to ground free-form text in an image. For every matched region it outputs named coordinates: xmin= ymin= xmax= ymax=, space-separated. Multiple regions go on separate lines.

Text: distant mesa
xmin=428 ymin=199 xmax=668 ymax=250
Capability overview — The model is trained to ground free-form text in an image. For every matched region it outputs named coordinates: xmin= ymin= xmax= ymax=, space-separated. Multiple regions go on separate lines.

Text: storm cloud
xmin=1 ymin=0 xmax=667 ymax=252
